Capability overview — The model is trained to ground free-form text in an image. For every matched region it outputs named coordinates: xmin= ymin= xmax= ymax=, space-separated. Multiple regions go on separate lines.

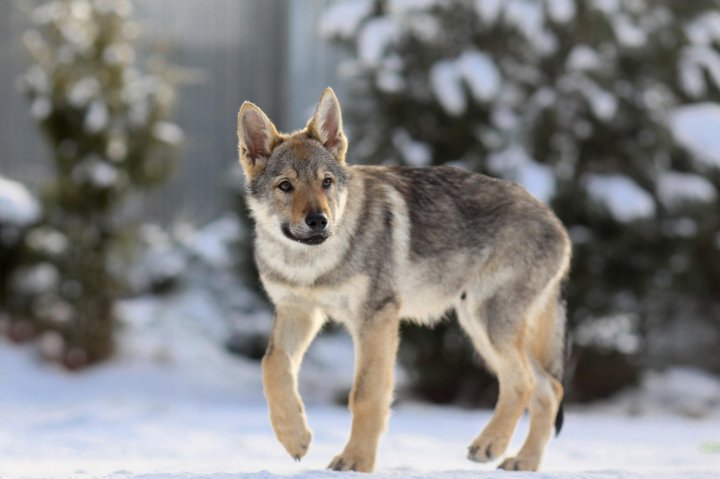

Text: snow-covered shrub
xmin=14 ymin=0 xmax=181 ymax=367
xmin=0 ymin=176 xmax=41 ymax=340
xmin=322 ymin=0 xmax=720 ymax=401
xmin=228 ymin=166 xmax=263 ymax=296
xmin=118 ymin=217 xmax=270 ymax=359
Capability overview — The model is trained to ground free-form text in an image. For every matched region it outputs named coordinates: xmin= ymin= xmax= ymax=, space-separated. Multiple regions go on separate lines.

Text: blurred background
xmin=1 ymin=0 xmax=720 ymax=414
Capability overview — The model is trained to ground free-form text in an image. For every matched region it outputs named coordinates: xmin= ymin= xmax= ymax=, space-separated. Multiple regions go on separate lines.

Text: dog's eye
xmin=322 ymin=178 xmax=333 ymax=188
xmin=278 ymin=181 xmax=293 ymax=192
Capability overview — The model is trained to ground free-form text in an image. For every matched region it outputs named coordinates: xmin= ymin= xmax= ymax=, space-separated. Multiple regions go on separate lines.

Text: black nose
xmin=305 ymin=213 xmax=328 ymax=232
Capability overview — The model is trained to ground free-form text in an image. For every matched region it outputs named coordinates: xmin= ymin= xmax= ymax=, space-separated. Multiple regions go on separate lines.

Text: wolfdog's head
xmin=237 ymin=88 xmax=349 ymax=246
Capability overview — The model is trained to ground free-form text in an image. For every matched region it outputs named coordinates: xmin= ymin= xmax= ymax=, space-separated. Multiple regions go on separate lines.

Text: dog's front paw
xmin=271 ymin=413 xmax=313 ymax=461
xmin=327 ymin=449 xmax=375 ymax=472
xmin=467 ymin=430 xmax=510 ymax=463
xmin=498 ymin=455 xmax=540 ymax=472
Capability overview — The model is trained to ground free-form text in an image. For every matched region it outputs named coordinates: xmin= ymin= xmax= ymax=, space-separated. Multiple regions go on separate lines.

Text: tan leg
xmin=468 ymin=347 xmax=535 ymax=463
xmin=262 ymin=303 xmax=324 ymax=461
xmin=499 ymin=370 xmax=563 ymax=471
xmin=328 ymin=305 xmax=400 ymax=472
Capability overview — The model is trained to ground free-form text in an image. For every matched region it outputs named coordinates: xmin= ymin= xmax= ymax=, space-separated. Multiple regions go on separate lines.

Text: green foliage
xmin=8 ymin=0 xmax=181 ymax=367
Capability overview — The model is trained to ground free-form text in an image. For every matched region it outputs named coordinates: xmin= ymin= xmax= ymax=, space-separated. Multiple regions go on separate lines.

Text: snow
xmin=566 ymin=45 xmax=602 ymax=71
xmin=487 ymin=146 xmax=556 ymax=203
xmin=584 ymin=174 xmax=656 ymax=222
xmin=1 ymin=337 xmax=720 ymax=479
xmin=430 ymin=59 xmax=466 ymax=116
xmin=12 ymin=263 xmax=59 ymax=295
xmin=405 ymin=13 xmax=441 ymax=42
xmin=389 ymin=0 xmax=440 ymax=14
xmin=516 ymin=160 xmax=556 ymax=204
xmin=123 ymin=75 xmax=172 ymax=127
xmin=58 ymin=22 xmax=96 ymax=55
xmin=491 ymin=106 xmax=519 ymax=129
xmin=430 ymin=51 xmax=500 ymax=115
xmin=129 ymin=242 xmax=186 ymax=290
xmin=119 ymin=218 xmax=267 ymax=341
xmin=612 ymin=14 xmax=647 ymax=48
xmin=657 ymin=171 xmax=717 ymax=209
xmin=585 ymin=82 xmax=618 ymax=121
xmin=473 ymin=0 xmax=502 ymax=24
xmin=546 ymin=0 xmax=575 ymax=24
xmin=376 ymin=69 xmax=405 ymax=93
xmin=457 ymin=50 xmax=500 ymax=102
xmin=103 ymin=42 xmax=135 ymax=65
xmin=393 ymin=130 xmax=432 ymax=167
xmin=505 ymin=0 xmax=557 ymax=55
xmin=474 ymin=0 xmax=557 ymax=53
xmin=681 ymin=46 xmax=720 ymax=96
xmin=574 ymin=314 xmax=640 ymax=355
xmin=22 ymin=30 xmax=47 ymax=64
xmin=430 ymin=50 xmax=502 ymax=116
xmin=584 ymin=367 xmax=720 ymax=419
xmin=357 ymin=17 xmax=399 ymax=66
xmin=115 ymin=289 xmax=356 ymax=407
xmin=153 ymin=121 xmax=185 ymax=145
xmin=591 ymin=0 xmax=620 ymax=16
xmin=686 ymin=12 xmax=720 ymax=46
xmin=72 ymin=156 xmax=121 ymax=188
xmin=31 ymin=2 xmax=63 ymax=26
xmin=680 ymin=52 xmax=707 ymax=98
xmin=85 ymin=100 xmax=110 ymax=133
xmin=94 ymin=0 xmax=133 ymax=17
xmin=69 ymin=0 xmax=92 ymax=20
xmin=0 ymin=176 xmax=41 ymax=227
xmin=68 ymin=77 xmax=100 ymax=107
xmin=89 ymin=161 xmax=121 ymax=188
xmin=26 ymin=226 xmax=69 ymax=256
xmin=179 ymin=215 xmax=240 ymax=268
xmin=669 ymin=103 xmax=720 ymax=169
xmin=23 ymin=64 xmax=50 ymax=94
xmin=560 ymin=75 xmax=618 ymax=122
xmin=639 ymin=368 xmax=720 ymax=418
xmin=505 ymin=0 xmax=544 ymax=39
xmin=30 ymin=97 xmax=52 ymax=120
xmin=319 ymin=0 xmax=372 ymax=40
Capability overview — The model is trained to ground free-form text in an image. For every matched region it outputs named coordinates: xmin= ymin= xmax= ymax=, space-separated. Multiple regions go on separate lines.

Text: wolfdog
xmin=237 ymin=88 xmax=571 ymax=472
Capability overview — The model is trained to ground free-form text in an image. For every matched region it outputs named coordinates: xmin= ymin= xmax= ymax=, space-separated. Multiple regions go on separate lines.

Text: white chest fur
xmin=263 ymin=273 xmax=371 ymax=324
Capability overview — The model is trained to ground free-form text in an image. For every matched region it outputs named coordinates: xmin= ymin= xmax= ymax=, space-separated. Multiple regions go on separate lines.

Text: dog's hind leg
xmin=458 ymin=286 xmax=536 ymax=465
xmin=466 ymin=344 xmax=535 ymax=464
xmin=328 ymin=302 xmax=401 ymax=473
xmin=499 ymin=364 xmax=562 ymax=471
xmin=499 ymin=284 xmax=565 ymax=471
xmin=262 ymin=302 xmax=324 ymax=461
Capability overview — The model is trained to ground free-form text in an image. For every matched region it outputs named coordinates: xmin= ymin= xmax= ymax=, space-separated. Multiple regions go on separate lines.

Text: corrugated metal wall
xmin=0 ymin=0 xmax=345 ymax=223
xmin=0 ymin=5 xmax=53 ymax=191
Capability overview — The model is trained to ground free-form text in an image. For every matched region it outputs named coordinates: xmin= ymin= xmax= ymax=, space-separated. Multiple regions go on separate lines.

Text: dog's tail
xmin=553 ymin=274 xmax=571 ymax=436
xmin=555 ymin=402 xmax=564 ymax=436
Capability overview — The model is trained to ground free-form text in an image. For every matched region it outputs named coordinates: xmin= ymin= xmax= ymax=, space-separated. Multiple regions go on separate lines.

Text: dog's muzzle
xmin=281 ymin=224 xmax=329 ymax=245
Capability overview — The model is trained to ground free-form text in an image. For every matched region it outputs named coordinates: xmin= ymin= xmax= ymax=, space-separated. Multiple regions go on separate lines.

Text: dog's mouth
xmin=281 ymin=225 xmax=329 ymax=245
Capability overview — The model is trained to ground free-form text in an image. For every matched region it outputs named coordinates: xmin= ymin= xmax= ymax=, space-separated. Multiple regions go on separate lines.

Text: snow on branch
xmin=0 ymin=177 xmax=40 ymax=228
xmin=670 ymin=103 xmax=720 ymax=169
xmin=584 ymin=174 xmax=656 ymax=222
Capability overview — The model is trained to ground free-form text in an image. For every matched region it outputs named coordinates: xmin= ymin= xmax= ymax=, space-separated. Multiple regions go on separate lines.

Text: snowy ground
xmin=2 ymin=335 xmax=720 ymax=479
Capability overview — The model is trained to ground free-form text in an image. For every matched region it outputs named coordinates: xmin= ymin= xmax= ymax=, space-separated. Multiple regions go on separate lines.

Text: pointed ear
xmin=306 ymin=87 xmax=348 ymax=163
xmin=237 ymin=101 xmax=280 ymax=179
